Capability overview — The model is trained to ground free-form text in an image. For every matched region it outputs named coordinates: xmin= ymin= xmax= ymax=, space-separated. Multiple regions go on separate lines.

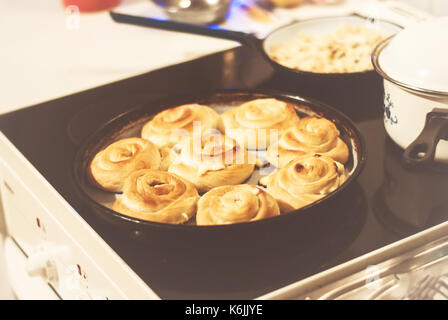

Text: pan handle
xmin=402 ymin=108 xmax=448 ymax=167
xmin=109 ymin=11 xmax=260 ymax=49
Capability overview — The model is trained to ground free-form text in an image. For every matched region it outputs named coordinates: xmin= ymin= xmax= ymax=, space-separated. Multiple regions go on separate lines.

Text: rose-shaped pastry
xmin=113 ymin=169 xmax=199 ymax=224
xmin=90 ymin=138 xmax=161 ymax=192
xmin=141 ymin=103 xmax=223 ymax=147
xmin=196 ymin=184 xmax=280 ymax=225
xmin=222 ymin=98 xmax=300 ymax=150
xmin=266 ymin=116 xmax=349 ymax=168
xmin=263 ymin=155 xmax=347 ymax=212
xmin=168 ymin=133 xmax=255 ymax=193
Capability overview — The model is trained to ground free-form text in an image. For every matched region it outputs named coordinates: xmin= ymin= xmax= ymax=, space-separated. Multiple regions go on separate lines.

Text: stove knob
xmin=26 ymin=245 xmax=59 ymax=286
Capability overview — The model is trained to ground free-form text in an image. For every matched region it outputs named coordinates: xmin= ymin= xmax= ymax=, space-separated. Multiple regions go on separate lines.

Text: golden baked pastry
xmin=141 ymin=103 xmax=223 ymax=147
xmin=196 ymin=184 xmax=280 ymax=226
xmin=168 ymin=132 xmax=255 ymax=193
xmin=90 ymin=138 xmax=161 ymax=192
xmin=159 ymin=146 xmax=176 ymax=171
xmin=221 ymin=98 xmax=300 ymax=150
xmin=266 ymin=116 xmax=349 ymax=168
xmin=263 ymin=154 xmax=347 ymax=212
xmin=113 ymin=169 xmax=199 ymax=224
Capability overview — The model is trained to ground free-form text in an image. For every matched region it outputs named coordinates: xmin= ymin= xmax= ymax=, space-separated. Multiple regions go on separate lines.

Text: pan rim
xmin=72 ymin=88 xmax=367 ymax=230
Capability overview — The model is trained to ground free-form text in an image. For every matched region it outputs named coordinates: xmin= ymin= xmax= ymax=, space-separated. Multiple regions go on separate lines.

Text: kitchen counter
xmin=0 ymin=0 xmax=237 ymax=114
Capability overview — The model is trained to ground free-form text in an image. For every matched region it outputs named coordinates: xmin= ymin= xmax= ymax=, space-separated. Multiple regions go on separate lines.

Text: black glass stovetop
xmin=1 ymin=46 xmax=447 ymax=299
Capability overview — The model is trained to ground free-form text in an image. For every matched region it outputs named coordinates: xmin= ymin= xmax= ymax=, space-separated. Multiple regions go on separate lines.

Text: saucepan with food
xmin=73 ymin=90 xmax=366 ymax=265
xmin=110 ymin=12 xmax=401 ymax=75
xmin=110 ymin=12 xmax=402 ymax=114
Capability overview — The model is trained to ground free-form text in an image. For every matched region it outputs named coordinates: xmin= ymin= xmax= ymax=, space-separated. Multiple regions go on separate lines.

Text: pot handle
xmin=402 ymin=108 xmax=448 ymax=166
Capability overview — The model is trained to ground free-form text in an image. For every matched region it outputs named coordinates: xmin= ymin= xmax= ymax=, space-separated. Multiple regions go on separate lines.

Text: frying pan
xmin=109 ymin=11 xmax=403 ymax=77
xmin=109 ymin=12 xmax=403 ymax=119
xmin=72 ymin=90 xmax=366 ymax=263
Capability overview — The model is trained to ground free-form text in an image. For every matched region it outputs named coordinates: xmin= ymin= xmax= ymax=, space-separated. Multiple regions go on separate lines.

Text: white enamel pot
xmin=372 ymin=17 xmax=448 ymax=166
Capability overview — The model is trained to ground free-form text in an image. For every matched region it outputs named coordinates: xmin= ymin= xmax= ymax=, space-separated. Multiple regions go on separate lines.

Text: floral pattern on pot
xmin=384 ymin=93 xmax=398 ymax=125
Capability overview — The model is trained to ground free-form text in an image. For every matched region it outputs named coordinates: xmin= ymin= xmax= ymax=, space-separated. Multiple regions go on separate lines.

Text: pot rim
xmin=372 ymin=36 xmax=448 ymax=98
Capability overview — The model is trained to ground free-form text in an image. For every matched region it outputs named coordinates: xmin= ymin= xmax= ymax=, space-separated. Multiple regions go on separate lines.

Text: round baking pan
xmin=72 ymin=89 xmax=366 ymax=259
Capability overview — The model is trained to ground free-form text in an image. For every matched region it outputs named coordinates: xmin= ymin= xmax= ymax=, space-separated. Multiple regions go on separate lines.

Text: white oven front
xmin=0 ymin=132 xmax=158 ymax=300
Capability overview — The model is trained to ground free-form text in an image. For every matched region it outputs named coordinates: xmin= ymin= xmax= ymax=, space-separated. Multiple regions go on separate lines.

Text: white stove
xmin=1 ymin=0 xmax=446 ymax=301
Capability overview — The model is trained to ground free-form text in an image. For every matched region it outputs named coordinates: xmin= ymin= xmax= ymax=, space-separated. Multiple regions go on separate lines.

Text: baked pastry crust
xmin=196 ymin=184 xmax=280 ymax=225
xmin=90 ymin=138 xmax=161 ymax=192
xmin=264 ymin=154 xmax=347 ymax=212
xmin=141 ymin=103 xmax=223 ymax=148
xmin=221 ymin=98 xmax=300 ymax=150
xmin=266 ymin=116 xmax=349 ymax=168
xmin=113 ymin=169 xmax=199 ymax=224
xmin=168 ymin=133 xmax=255 ymax=193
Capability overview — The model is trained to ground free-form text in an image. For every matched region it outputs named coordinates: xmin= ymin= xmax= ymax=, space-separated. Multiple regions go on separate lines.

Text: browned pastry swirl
xmin=266 ymin=116 xmax=349 ymax=168
xmin=90 ymin=138 xmax=161 ymax=192
xmin=222 ymin=98 xmax=300 ymax=150
xmin=168 ymin=133 xmax=255 ymax=193
xmin=264 ymin=155 xmax=347 ymax=212
xmin=141 ymin=103 xmax=223 ymax=147
xmin=196 ymin=184 xmax=280 ymax=225
xmin=112 ymin=169 xmax=199 ymax=224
